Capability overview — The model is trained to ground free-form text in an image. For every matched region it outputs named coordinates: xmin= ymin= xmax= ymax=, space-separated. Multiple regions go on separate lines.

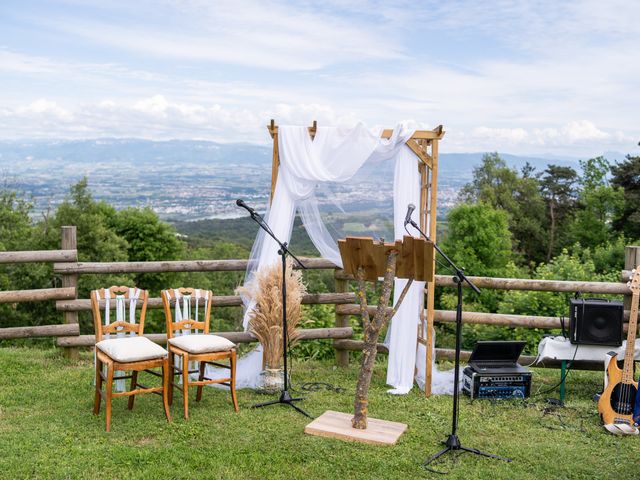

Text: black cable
xmin=533 ymin=344 xmax=579 ymax=398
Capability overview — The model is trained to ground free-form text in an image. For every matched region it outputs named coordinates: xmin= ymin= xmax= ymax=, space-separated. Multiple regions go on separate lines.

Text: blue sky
xmin=0 ymin=0 xmax=638 ymax=156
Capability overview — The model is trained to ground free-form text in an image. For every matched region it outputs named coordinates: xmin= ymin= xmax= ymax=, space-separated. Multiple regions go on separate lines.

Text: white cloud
xmin=15 ymin=99 xmax=73 ymax=121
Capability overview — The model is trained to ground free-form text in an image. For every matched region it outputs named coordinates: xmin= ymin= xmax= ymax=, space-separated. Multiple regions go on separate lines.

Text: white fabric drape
xmin=231 ymin=123 xmax=454 ymax=394
xmin=384 ymin=146 xmax=426 ymax=394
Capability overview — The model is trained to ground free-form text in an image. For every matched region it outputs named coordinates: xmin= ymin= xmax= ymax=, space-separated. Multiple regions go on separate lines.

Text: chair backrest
xmin=161 ymin=288 xmax=213 ymax=339
xmin=91 ymin=286 xmax=149 ymax=342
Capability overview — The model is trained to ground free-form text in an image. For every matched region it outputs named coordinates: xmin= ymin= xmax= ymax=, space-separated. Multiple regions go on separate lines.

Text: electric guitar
xmin=598 ymin=265 xmax=640 ymax=432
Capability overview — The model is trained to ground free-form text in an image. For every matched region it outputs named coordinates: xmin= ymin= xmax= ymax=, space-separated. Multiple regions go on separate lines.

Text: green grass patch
xmin=0 ymin=347 xmax=638 ymax=479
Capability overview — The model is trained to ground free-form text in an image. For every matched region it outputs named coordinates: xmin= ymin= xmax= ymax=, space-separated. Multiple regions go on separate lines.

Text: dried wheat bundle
xmin=236 ymin=259 xmax=307 ymax=369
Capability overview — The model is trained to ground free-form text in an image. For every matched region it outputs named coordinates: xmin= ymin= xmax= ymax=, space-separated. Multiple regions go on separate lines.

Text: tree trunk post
xmin=351 ymin=251 xmax=413 ymax=430
xmin=61 ymin=226 xmax=79 ymax=361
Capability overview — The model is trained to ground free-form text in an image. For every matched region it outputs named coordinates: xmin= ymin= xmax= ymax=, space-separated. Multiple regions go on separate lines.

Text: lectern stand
xmin=304 ymin=236 xmax=434 ymax=445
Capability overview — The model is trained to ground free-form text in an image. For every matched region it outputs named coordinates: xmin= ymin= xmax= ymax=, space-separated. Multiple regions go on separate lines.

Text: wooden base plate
xmin=304 ymin=410 xmax=407 ymax=445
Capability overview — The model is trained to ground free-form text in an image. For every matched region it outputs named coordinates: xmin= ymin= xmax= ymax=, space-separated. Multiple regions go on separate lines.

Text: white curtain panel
xmin=227 ymin=123 xmax=454 ymax=394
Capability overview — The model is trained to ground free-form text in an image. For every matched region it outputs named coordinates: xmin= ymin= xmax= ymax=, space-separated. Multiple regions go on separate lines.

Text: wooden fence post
xmin=61 ymin=226 xmax=79 ymax=361
xmin=334 ymin=272 xmax=349 ymax=367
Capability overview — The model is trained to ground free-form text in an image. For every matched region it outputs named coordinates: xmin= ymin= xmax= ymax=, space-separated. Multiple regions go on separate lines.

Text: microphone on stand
xmin=404 ymin=203 xmax=416 ymax=226
xmin=236 ymin=199 xmax=257 ymax=216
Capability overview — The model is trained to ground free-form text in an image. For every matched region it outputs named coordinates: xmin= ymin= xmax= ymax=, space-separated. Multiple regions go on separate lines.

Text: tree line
xmin=435 ymin=153 xmax=640 ymax=351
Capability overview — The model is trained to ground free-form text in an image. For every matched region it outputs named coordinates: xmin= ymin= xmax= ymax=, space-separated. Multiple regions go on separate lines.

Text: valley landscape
xmin=0 ymin=138 xmax=590 ymax=226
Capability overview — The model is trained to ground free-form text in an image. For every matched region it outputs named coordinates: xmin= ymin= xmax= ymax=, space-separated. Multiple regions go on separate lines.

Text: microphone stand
xmin=407 ymin=219 xmax=511 ymax=471
xmin=239 ymin=203 xmax=312 ymax=418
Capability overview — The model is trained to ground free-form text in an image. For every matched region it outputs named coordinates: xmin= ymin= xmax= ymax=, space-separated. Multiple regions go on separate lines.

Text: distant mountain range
xmin=0 ymin=137 xmax=615 ymax=174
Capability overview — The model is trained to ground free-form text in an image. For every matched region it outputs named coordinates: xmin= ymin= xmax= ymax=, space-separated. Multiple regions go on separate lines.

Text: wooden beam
xmin=434 ymin=275 xmax=630 ymax=295
xmin=57 ymin=292 xmax=356 ymax=312
xmin=405 ymin=139 xmax=432 ymax=167
xmin=0 ymin=287 xmax=76 ymax=304
xmin=335 ymin=271 xmax=630 ymax=295
xmin=0 ymin=249 xmax=77 ymax=264
xmin=56 ymin=326 xmax=354 ymax=348
xmin=0 ymin=323 xmax=79 ymax=340
xmin=268 ymin=124 xmax=445 ymax=141
xmin=53 ymin=257 xmax=338 ymax=274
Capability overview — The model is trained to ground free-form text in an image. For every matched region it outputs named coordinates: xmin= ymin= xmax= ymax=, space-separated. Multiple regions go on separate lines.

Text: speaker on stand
xmin=569 ymin=298 xmax=623 ymax=346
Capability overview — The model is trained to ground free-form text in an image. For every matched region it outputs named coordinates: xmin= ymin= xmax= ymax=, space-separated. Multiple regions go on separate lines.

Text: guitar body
xmin=598 ymin=265 xmax=640 ymax=432
xmin=598 ymin=352 xmax=638 ymax=426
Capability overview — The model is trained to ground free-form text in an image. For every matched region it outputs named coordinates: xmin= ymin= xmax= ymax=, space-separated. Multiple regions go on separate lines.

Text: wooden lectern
xmin=304 ymin=235 xmax=434 ymax=445
xmin=337 ymin=235 xmax=434 ymax=282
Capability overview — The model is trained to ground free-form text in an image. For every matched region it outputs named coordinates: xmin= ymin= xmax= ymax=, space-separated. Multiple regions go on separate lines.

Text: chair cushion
xmin=168 ymin=334 xmax=235 ymax=354
xmin=96 ymin=336 xmax=168 ymax=363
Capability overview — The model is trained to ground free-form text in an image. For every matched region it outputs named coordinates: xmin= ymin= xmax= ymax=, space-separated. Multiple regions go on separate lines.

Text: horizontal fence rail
xmin=0 ymin=287 xmax=76 ymax=304
xmin=336 ymin=305 xmax=634 ymax=329
xmin=56 ymin=292 xmax=356 ymax=312
xmin=56 ymin=326 xmax=354 ymax=348
xmin=0 ymin=323 xmax=80 ymax=340
xmin=0 ymin=249 xmax=77 ymax=264
xmin=53 ymin=257 xmax=337 ymax=274
xmin=336 ymin=271 xmax=629 ymax=295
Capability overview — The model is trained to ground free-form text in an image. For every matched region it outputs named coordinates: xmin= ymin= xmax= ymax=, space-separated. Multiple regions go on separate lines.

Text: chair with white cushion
xmin=91 ymin=286 xmax=171 ymax=432
xmin=161 ymin=288 xmax=238 ymax=419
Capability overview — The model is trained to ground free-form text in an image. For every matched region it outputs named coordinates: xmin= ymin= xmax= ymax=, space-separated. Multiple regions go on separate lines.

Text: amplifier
xmin=462 ymin=367 xmax=532 ymax=400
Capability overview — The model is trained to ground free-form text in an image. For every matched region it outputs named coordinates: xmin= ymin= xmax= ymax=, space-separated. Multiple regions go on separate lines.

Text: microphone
xmin=236 ymin=199 xmax=256 ymax=216
xmin=404 ymin=203 xmax=416 ymax=226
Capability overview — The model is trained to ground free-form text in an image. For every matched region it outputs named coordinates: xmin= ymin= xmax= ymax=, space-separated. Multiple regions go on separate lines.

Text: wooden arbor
xmin=266 ymin=119 xmax=445 ymax=396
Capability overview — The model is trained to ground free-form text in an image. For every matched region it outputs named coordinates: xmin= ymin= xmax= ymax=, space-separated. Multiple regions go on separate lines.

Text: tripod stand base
xmin=424 ymin=434 xmax=511 ymax=471
xmin=252 ymin=390 xmax=312 ymax=418
xmin=305 ymin=410 xmax=407 ymax=445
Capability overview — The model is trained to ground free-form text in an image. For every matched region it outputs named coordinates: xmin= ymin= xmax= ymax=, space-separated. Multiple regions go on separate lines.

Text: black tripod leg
xmin=423 ymin=446 xmax=452 ymax=466
xmin=459 ymin=446 xmax=512 ymax=462
xmin=288 ymin=401 xmax=313 ymax=419
xmin=252 ymin=399 xmax=281 ymax=408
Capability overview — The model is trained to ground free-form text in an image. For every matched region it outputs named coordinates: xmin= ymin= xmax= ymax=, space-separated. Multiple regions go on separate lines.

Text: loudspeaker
xmin=569 ymin=298 xmax=623 ymax=346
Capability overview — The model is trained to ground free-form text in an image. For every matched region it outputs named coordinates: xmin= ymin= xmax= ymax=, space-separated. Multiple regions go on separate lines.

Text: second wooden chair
xmin=161 ymin=288 xmax=239 ymax=419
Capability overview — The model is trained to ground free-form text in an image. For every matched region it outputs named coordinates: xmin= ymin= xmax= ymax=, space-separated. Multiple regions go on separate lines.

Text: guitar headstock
xmin=629 ymin=266 xmax=640 ymax=292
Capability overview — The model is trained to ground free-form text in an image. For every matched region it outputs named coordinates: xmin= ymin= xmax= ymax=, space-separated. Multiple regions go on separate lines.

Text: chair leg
xmin=168 ymin=351 xmax=174 ymax=406
xmin=93 ymin=357 xmax=103 ymax=415
xmin=182 ymin=353 xmax=190 ymax=420
xmin=196 ymin=361 xmax=205 ymax=402
xmin=230 ymin=350 xmax=239 ymax=412
xmin=128 ymin=371 xmax=138 ymax=410
xmin=105 ymin=363 xmax=114 ymax=432
xmin=162 ymin=357 xmax=172 ymax=423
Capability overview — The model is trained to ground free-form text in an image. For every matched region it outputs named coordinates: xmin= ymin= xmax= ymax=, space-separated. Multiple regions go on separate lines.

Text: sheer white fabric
xmin=234 ymin=123 xmax=454 ymax=394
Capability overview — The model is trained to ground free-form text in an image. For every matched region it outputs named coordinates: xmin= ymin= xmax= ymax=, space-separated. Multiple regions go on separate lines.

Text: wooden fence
xmin=1 ymin=226 xmax=638 ymax=372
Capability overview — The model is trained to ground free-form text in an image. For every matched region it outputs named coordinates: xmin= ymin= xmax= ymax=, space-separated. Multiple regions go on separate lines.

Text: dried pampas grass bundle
xmin=237 ymin=259 xmax=307 ymax=369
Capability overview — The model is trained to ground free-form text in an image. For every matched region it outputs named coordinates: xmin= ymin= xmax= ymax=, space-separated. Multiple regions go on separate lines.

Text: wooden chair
xmin=161 ymin=288 xmax=238 ymax=419
xmin=91 ymin=286 xmax=171 ymax=432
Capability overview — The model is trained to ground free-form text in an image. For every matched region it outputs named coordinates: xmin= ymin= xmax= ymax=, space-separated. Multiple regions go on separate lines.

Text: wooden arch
xmin=267 ymin=119 xmax=445 ymax=397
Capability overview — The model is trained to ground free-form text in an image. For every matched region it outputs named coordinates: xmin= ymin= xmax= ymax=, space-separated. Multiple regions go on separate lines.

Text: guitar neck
xmin=622 ymin=291 xmax=639 ymax=383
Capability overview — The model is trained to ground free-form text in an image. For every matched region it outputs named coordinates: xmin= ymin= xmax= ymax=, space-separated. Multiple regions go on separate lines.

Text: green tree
xmin=437 ymin=203 xmax=517 ymax=315
xmin=111 ymin=207 xmax=185 ymax=292
xmin=569 ymin=157 xmax=624 ymax=248
xmin=539 ymin=165 xmax=578 ymax=261
xmin=0 ymin=189 xmax=54 ymax=329
xmin=460 ymin=153 xmax=547 ymax=265
xmin=441 ymin=203 xmax=512 ymax=275
xmin=611 ymin=155 xmax=640 ymax=239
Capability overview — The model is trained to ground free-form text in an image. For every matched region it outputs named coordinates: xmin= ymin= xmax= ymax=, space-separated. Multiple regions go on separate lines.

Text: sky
xmin=0 ymin=0 xmax=638 ymax=157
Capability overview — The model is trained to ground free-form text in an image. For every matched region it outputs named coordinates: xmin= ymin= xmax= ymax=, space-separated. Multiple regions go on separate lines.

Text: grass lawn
xmin=0 ymin=347 xmax=638 ymax=480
